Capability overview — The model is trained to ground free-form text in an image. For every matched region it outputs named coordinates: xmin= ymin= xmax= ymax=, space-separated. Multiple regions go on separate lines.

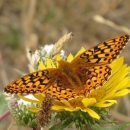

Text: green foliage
xmin=0 ymin=93 xmax=8 ymax=114
xmin=1 ymin=27 xmax=21 ymax=50
xmin=49 ymin=117 xmax=74 ymax=130
xmin=49 ymin=107 xmax=130 ymax=130
xmin=0 ymin=93 xmax=9 ymax=126
xmin=49 ymin=108 xmax=108 ymax=130
xmin=14 ymin=68 xmax=26 ymax=76
xmin=12 ymin=104 xmax=37 ymax=128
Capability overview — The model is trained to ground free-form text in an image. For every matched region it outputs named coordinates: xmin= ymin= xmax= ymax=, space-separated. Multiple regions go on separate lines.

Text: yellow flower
xmin=18 ymin=47 xmax=130 ymax=120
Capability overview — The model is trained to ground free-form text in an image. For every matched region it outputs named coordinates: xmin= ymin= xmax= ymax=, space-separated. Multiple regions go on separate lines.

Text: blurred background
xmin=0 ymin=0 xmax=130 ymax=129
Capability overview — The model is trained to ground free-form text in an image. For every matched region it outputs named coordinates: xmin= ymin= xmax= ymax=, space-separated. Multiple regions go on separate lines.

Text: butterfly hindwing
xmin=83 ymin=65 xmax=111 ymax=95
xmin=45 ymin=83 xmax=78 ymax=100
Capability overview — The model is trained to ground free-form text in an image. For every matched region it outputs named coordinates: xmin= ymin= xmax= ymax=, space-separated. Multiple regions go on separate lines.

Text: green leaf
xmin=92 ymin=122 xmax=130 ymax=130
xmin=0 ymin=93 xmax=9 ymax=126
xmin=49 ymin=117 xmax=73 ymax=130
xmin=14 ymin=68 xmax=26 ymax=76
xmin=0 ymin=93 xmax=8 ymax=114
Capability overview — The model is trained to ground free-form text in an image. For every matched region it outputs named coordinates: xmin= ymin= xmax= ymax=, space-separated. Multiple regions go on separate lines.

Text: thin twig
xmin=21 ymin=0 xmax=38 ymax=49
xmin=93 ymin=14 xmax=130 ymax=33
xmin=0 ymin=52 xmax=9 ymax=86
xmin=0 ymin=110 xmax=10 ymax=121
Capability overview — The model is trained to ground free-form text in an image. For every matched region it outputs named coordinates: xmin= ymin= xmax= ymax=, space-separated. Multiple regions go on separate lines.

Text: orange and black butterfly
xmin=4 ymin=34 xmax=130 ymax=100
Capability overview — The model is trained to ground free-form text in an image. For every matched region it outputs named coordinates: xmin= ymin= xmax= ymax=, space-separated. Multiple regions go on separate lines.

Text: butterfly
xmin=4 ymin=34 xmax=130 ymax=100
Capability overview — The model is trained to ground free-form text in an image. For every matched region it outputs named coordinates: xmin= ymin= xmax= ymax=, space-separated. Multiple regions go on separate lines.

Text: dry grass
xmin=0 ymin=0 xmax=130 ymax=129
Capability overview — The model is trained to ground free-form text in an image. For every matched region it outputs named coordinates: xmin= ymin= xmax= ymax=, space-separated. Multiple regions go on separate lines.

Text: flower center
xmin=69 ymin=97 xmax=85 ymax=108
xmin=87 ymin=87 xmax=105 ymax=101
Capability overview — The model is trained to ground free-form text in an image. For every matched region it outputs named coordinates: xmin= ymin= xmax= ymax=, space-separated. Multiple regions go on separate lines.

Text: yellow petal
xmin=46 ymin=58 xmax=56 ymax=68
xmin=24 ymin=105 xmax=39 ymax=112
xmin=17 ymin=94 xmax=41 ymax=104
xmin=104 ymin=64 xmax=129 ymax=90
xmin=29 ymin=68 xmax=35 ymax=73
xmin=39 ymin=61 xmax=46 ymax=70
xmin=110 ymin=57 xmax=123 ymax=74
xmin=124 ymin=80 xmax=130 ymax=89
xmin=51 ymin=105 xmax=67 ymax=111
xmin=125 ymin=66 xmax=130 ymax=71
xmin=95 ymin=100 xmax=117 ymax=107
xmin=56 ymin=55 xmax=62 ymax=66
xmin=52 ymin=100 xmax=73 ymax=111
xmin=86 ymin=108 xmax=100 ymax=120
xmin=65 ymin=107 xmax=80 ymax=112
xmin=75 ymin=47 xmax=85 ymax=57
xmin=104 ymin=77 xmax=130 ymax=100
xmin=33 ymin=94 xmax=45 ymax=102
xmin=56 ymin=55 xmax=62 ymax=60
xmin=115 ymin=77 xmax=130 ymax=90
xmin=111 ymin=89 xmax=130 ymax=99
xmin=61 ymin=100 xmax=73 ymax=108
xmin=82 ymin=98 xmax=96 ymax=107
xmin=67 ymin=53 xmax=74 ymax=62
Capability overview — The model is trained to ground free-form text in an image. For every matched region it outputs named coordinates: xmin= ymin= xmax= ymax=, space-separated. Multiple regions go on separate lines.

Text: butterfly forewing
xmin=4 ymin=68 xmax=60 ymax=94
xmin=73 ymin=35 xmax=130 ymax=65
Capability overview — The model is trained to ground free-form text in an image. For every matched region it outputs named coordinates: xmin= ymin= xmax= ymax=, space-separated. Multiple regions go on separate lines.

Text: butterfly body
xmin=4 ymin=34 xmax=130 ymax=100
xmin=58 ymin=60 xmax=84 ymax=91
